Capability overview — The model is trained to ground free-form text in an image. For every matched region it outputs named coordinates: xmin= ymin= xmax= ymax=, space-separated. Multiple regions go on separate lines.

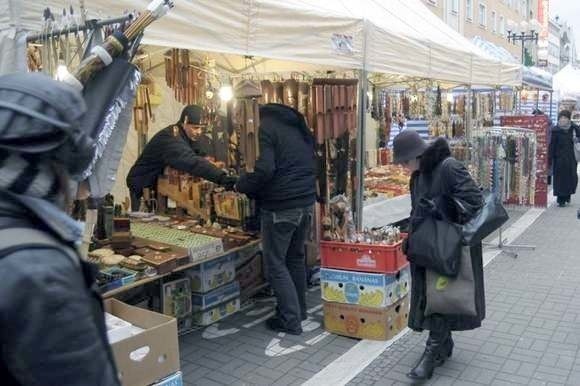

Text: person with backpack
xmin=0 ymin=73 xmax=120 ymax=386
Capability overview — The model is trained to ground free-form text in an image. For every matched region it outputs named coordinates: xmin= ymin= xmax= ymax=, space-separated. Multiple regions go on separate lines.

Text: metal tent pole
xmin=355 ymin=70 xmax=368 ymax=232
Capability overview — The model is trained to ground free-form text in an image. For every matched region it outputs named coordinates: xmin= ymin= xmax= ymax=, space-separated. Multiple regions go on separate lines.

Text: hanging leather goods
xmin=298 ymin=82 xmax=310 ymax=120
xmin=261 ymin=80 xmax=274 ymax=104
xmin=283 ymin=79 xmax=299 ymax=109
xmin=324 ymin=85 xmax=333 ymax=140
xmin=234 ymin=80 xmax=262 ymax=172
xmin=314 ymin=85 xmax=325 ymax=145
xmin=273 ymin=82 xmax=284 ymax=104
xmin=332 ymin=85 xmax=342 ymax=138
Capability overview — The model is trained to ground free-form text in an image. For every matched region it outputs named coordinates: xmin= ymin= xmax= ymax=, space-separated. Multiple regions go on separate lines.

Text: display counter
xmin=102 ymin=239 xmax=261 ymax=298
xmin=363 ymin=193 xmax=411 ymax=229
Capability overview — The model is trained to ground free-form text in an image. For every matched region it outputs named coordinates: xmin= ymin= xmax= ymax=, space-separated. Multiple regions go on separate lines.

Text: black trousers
xmin=130 ymin=188 xmax=143 ymax=212
xmin=260 ymin=205 xmax=313 ymax=331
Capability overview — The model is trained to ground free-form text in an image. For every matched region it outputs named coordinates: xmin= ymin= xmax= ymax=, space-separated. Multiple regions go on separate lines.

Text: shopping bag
xmin=454 ymin=190 xmax=509 ymax=246
xmin=425 ymin=246 xmax=476 ymax=317
xmin=574 ymin=139 xmax=580 ymax=162
xmin=407 ymin=198 xmax=463 ymax=277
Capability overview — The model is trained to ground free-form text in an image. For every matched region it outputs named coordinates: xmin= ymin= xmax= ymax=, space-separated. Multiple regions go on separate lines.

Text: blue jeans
xmin=261 ymin=205 xmax=313 ymax=331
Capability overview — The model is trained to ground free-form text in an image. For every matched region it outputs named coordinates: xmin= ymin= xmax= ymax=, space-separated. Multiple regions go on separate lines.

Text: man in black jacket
xmin=127 ymin=105 xmax=236 ymax=211
xmin=236 ymin=104 xmax=317 ymax=335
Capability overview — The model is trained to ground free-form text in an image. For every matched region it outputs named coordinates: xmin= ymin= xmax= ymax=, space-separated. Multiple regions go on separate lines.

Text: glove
xmin=218 ymin=175 xmax=238 ymax=191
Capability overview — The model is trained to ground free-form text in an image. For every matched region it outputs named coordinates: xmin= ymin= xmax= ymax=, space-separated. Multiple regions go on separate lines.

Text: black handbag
xmin=453 ymin=190 xmax=509 ymax=246
xmin=407 ymin=197 xmax=463 ymax=277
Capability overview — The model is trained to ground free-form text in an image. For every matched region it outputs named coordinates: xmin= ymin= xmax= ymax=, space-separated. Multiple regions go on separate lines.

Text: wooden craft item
xmin=273 ymin=82 xmax=284 ymax=104
xmin=283 ymin=79 xmax=298 ymax=109
xmin=142 ymin=252 xmax=178 ymax=274
xmin=298 ymin=82 xmax=310 ymax=120
xmin=261 ymin=80 xmax=274 ymax=104
xmin=234 ymin=80 xmax=262 ymax=172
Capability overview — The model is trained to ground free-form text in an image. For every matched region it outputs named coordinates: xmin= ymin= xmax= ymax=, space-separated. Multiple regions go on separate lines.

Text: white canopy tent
xmin=12 ymin=0 xmax=521 ymax=86
xmin=554 ymin=64 xmax=580 ymax=100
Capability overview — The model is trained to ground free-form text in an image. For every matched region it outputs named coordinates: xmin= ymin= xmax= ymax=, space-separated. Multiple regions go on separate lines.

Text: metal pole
xmin=355 ymin=20 xmax=369 ymax=231
xmin=26 ymin=15 xmax=133 ymax=43
xmin=521 ymin=40 xmax=525 ymax=65
xmin=549 ymin=91 xmax=554 ymax=123
xmin=355 ymin=70 xmax=368 ymax=231
xmin=466 ymin=85 xmax=473 ymax=139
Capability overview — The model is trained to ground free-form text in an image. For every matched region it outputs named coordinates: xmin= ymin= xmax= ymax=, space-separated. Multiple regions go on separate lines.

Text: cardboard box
xmin=187 ymin=252 xmax=236 ymax=293
xmin=192 ymin=281 xmax=240 ymax=311
xmin=321 ymin=266 xmax=410 ymax=308
xmin=236 ymin=252 xmax=263 ymax=291
xmin=192 ymin=297 xmax=240 ymax=326
xmin=323 ymin=296 xmax=409 ymax=341
xmin=161 ymin=278 xmax=192 ymax=318
xmin=151 ymin=371 xmax=183 ymax=386
xmin=104 ymin=299 xmax=180 ymax=386
xmin=235 ymin=242 xmax=262 ymax=267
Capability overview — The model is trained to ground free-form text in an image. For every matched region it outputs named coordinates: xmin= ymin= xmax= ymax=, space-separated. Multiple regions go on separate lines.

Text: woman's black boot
xmin=407 ymin=332 xmax=450 ymax=380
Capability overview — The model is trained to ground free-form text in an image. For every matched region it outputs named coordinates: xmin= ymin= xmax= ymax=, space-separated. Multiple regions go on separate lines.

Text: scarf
xmin=558 ymin=117 xmax=572 ymax=131
xmin=0 ymin=150 xmax=60 ymax=202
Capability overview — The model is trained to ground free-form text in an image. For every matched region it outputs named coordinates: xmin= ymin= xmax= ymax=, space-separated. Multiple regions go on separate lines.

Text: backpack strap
xmin=0 ymin=227 xmax=80 ymax=268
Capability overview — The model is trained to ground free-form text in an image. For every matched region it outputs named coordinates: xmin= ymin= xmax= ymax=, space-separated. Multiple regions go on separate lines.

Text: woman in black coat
xmin=393 ymin=131 xmax=484 ymax=380
xmin=549 ymin=110 xmax=580 ymax=207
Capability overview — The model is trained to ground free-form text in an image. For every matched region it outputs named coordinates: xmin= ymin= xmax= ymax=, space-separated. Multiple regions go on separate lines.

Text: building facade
xmin=421 ymin=0 xmax=539 ymax=63
xmin=557 ymin=20 xmax=577 ymax=69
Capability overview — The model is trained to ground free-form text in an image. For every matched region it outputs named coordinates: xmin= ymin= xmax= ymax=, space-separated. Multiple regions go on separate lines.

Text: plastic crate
xmin=320 ymin=238 xmax=408 ymax=274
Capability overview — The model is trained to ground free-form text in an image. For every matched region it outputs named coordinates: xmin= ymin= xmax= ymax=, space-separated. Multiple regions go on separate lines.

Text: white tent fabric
xmin=471 ymin=36 xmax=552 ymax=90
xmin=554 ymin=64 xmax=580 ymax=100
xmin=14 ymin=0 xmax=521 ymax=86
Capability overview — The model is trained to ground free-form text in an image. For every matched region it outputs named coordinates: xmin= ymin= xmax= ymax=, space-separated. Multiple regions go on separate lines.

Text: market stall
xmin=11 ymin=4 xmax=525 ymax=371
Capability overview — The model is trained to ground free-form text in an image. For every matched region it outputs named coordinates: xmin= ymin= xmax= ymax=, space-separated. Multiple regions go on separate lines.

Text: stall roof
xmin=471 ymin=36 xmax=552 ymax=90
xmin=554 ymin=64 xmax=580 ymax=99
xmin=15 ymin=0 xmax=521 ymax=86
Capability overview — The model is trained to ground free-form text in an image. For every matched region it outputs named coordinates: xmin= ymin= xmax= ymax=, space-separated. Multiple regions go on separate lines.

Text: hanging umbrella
xmin=59 ymin=0 xmax=173 ymax=250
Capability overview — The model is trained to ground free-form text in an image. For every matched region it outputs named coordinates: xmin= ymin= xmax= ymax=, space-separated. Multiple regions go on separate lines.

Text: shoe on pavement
xmin=266 ymin=317 xmax=302 ymax=335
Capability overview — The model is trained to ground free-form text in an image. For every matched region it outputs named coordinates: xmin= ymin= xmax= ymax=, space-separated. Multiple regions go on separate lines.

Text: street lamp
xmin=506 ymin=19 xmax=540 ymax=65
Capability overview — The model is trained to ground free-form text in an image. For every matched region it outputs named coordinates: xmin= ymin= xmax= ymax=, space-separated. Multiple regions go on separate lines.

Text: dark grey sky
xmin=550 ymin=0 xmax=580 ymax=57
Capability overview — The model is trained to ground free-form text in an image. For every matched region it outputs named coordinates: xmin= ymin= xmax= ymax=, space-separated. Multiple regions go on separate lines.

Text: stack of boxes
xmin=188 ymin=252 xmax=241 ymax=326
xmin=320 ymin=239 xmax=410 ymax=340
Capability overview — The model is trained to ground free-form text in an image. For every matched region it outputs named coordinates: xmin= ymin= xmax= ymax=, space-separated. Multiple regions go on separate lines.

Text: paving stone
xmin=205 ymin=371 xmax=239 ymax=385
xmin=501 ymin=359 xmax=521 ymax=374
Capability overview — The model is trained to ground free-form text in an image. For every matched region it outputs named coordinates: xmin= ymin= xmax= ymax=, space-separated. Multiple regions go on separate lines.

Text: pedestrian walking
xmin=393 ymin=131 xmax=485 ymax=380
xmin=236 ymin=104 xmax=317 ymax=335
xmin=549 ymin=110 xmax=580 ymax=207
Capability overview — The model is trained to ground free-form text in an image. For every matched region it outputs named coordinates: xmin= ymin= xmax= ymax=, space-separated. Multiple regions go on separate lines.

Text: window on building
xmin=499 ymin=16 xmax=505 ymax=35
xmin=451 ymin=0 xmax=459 ymax=14
xmin=479 ymin=3 xmax=487 ymax=27
xmin=506 ymin=0 xmax=512 ymax=9
xmin=492 ymin=11 xmax=497 ymax=32
xmin=466 ymin=0 xmax=473 ymax=21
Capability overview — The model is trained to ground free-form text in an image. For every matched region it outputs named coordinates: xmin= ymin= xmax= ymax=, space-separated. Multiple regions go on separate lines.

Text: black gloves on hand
xmin=218 ymin=175 xmax=239 ymax=191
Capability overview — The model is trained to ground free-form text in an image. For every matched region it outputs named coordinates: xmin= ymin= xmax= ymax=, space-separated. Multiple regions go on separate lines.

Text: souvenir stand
xmin=470 ymin=126 xmax=538 ymax=256
xmin=15 ymin=0 xmax=522 ymax=362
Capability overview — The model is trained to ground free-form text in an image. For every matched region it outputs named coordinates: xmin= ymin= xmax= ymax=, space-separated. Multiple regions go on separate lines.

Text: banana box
xmin=192 ymin=297 xmax=240 ymax=326
xmin=323 ymin=295 xmax=409 ymax=341
xmin=321 ymin=266 xmax=410 ymax=308
xmin=187 ymin=252 xmax=236 ymax=293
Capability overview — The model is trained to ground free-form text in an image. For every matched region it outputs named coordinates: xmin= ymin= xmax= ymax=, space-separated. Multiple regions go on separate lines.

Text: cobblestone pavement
xmin=349 ymin=196 xmax=580 ymax=386
xmin=178 ymin=202 xmax=576 ymax=386
xmin=179 ymin=287 xmax=359 ymax=386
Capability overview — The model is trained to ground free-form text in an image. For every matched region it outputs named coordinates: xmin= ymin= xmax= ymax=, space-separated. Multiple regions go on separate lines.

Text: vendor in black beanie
xmin=127 ymin=104 xmax=237 ymax=211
